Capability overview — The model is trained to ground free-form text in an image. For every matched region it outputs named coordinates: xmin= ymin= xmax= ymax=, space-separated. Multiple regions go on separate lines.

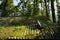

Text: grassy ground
xmin=0 ymin=17 xmax=57 ymax=39
xmin=0 ymin=25 xmax=41 ymax=39
xmin=0 ymin=17 xmax=41 ymax=39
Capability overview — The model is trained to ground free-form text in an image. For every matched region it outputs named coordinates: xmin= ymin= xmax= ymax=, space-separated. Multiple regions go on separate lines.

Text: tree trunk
xmin=51 ymin=0 xmax=56 ymax=22
xmin=1 ymin=0 xmax=8 ymax=17
xmin=44 ymin=0 xmax=49 ymax=20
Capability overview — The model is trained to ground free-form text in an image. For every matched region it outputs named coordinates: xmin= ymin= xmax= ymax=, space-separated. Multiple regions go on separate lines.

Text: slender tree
xmin=51 ymin=0 xmax=56 ymax=22
xmin=0 ymin=0 xmax=8 ymax=17
xmin=57 ymin=0 xmax=60 ymax=24
xmin=44 ymin=0 xmax=49 ymax=19
xmin=33 ymin=0 xmax=40 ymax=16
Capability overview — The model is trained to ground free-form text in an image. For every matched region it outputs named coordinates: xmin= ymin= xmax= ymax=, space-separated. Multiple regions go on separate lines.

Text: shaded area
xmin=0 ymin=17 xmax=60 ymax=39
xmin=0 ymin=16 xmax=47 ymax=26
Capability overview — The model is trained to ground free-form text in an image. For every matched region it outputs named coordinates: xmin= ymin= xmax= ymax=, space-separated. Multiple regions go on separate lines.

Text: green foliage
xmin=0 ymin=22 xmax=58 ymax=39
xmin=0 ymin=0 xmax=60 ymax=39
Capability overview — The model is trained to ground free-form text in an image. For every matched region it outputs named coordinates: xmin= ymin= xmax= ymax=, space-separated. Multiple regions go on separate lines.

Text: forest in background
xmin=0 ymin=0 xmax=60 ymax=39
